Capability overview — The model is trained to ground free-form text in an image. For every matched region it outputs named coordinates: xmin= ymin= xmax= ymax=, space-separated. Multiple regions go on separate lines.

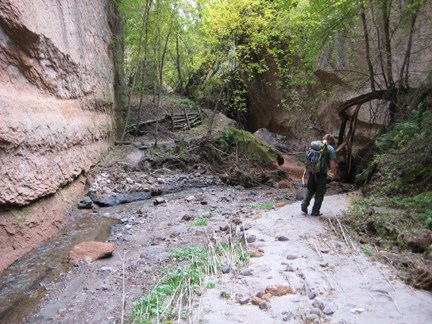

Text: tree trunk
xmin=399 ymin=0 xmax=419 ymax=89
xmin=120 ymin=8 xmax=147 ymax=142
xmin=360 ymin=0 xmax=375 ymax=91
xmin=337 ymin=89 xmax=397 ymax=146
xmin=382 ymin=0 xmax=394 ymax=87
xmin=369 ymin=0 xmax=388 ymax=87
xmin=135 ymin=0 xmax=153 ymax=136
xmin=176 ymin=33 xmax=183 ymax=93
xmin=154 ymin=5 xmax=175 ymax=148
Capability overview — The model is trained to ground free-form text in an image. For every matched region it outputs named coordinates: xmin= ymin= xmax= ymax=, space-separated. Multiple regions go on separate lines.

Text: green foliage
xmin=345 ymin=200 xmax=406 ymax=248
xmin=344 ymin=194 xmax=431 ymax=252
xmin=117 ymin=0 xmax=203 ymax=93
xmin=131 ymin=240 xmax=248 ymax=323
xmin=131 ymin=247 xmax=208 ymax=322
xmin=376 ymin=108 xmax=429 ymax=151
xmin=216 ymin=126 xmax=237 ymax=152
xmin=250 ymin=203 xmax=274 ymax=210
xmin=362 ymin=245 xmax=373 ymax=256
xmin=169 ymin=246 xmax=208 ymax=261
xmin=205 ymin=282 xmax=215 ymax=289
xmin=355 ymin=154 xmax=380 ymax=186
xmin=189 ymin=218 xmax=208 ymax=227
xmin=364 ymin=106 xmax=432 ymax=195
xmin=385 ymin=192 xmax=432 ymax=229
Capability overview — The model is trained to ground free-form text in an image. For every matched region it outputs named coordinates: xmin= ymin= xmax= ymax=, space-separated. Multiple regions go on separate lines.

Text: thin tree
xmin=360 ymin=0 xmax=375 ymax=92
xmin=154 ymin=0 xmax=175 ymax=147
xmin=135 ymin=0 xmax=153 ymax=135
xmin=120 ymin=7 xmax=147 ymax=142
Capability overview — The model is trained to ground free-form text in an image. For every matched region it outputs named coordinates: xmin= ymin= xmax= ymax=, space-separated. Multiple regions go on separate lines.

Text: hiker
xmin=301 ymin=134 xmax=337 ymax=216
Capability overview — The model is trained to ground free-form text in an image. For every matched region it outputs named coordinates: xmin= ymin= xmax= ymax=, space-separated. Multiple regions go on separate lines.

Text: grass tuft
xmin=130 ymin=236 xmax=248 ymax=323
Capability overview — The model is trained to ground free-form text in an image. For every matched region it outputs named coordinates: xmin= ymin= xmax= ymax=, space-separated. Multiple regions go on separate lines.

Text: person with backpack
xmin=301 ymin=134 xmax=337 ymax=216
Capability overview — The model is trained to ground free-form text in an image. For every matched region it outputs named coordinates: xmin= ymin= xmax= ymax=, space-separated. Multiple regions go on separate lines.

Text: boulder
xmin=69 ymin=241 xmax=115 ymax=264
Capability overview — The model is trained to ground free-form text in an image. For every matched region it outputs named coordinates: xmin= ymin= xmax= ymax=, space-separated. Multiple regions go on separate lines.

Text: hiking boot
xmin=311 ymin=211 xmax=322 ymax=216
xmin=301 ymin=204 xmax=308 ymax=214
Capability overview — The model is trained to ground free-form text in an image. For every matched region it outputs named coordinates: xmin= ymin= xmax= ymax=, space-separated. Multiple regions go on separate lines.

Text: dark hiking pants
xmin=302 ymin=172 xmax=327 ymax=214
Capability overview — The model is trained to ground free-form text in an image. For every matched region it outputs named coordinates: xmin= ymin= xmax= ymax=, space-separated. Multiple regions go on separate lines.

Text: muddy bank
xmin=0 ymin=215 xmax=118 ymax=323
xmin=0 ymin=176 xmax=88 ymax=272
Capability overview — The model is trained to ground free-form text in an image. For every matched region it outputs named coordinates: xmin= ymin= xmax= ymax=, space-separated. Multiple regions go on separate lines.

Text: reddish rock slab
xmin=265 ymin=283 xmax=296 ymax=296
xmin=69 ymin=241 xmax=115 ymax=264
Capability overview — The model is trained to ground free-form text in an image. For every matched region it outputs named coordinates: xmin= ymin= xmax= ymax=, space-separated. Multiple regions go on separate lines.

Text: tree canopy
xmin=116 ymin=0 xmax=431 ymax=137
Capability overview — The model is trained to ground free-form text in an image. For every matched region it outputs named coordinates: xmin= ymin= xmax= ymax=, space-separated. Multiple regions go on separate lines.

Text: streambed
xmin=0 ymin=215 xmax=119 ymax=323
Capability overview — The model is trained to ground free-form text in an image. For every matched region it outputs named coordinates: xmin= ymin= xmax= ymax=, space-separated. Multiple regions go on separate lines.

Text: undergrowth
xmin=343 ymin=197 xmax=428 ymax=250
xmin=357 ymin=106 xmax=432 ymax=195
xmin=354 ymin=106 xmax=432 ymax=231
xmin=130 ymin=237 xmax=249 ymax=323
xmin=343 ymin=102 xmax=432 ymax=291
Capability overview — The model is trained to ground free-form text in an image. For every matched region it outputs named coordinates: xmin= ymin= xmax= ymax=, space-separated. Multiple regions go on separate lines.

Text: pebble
xmin=221 ymin=265 xmax=231 ymax=274
xmin=305 ymin=313 xmax=320 ymax=322
xmin=246 ymin=235 xmax=256 ymax=243
xmin=239 ymin=223 xmax=252 ymax=231
xmin=153 ymin=197 xmax=166 ymax=205
xmin=312 ymin=298 xmax=325 ymax=310
xmin=319 ymin=262 xmax=329 ymax=267
xmin=259 ymin=301 xmax=271 ymax=310
xmin=309 ymin=308 xmax=321 ymax=317
xmin=241 ymin=268 xmax=254 ymax=276
xmin=255 ymin=290 xmax=265 ymax=298
xmin=307 ymin=290 xmax=317 ymax=300
xmin=323 ymin=302 xmax=337 ymax=315
xmin=282 ymin=311 xmax=294 ymax=321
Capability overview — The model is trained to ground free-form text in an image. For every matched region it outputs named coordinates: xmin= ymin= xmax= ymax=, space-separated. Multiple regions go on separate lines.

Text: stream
xmin=0 ymin=215 xmax=119 ymax=323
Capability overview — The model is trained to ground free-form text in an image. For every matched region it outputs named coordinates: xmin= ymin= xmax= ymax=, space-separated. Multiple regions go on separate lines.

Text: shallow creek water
xmin=0 ymin=215 xmax=119 ymax=323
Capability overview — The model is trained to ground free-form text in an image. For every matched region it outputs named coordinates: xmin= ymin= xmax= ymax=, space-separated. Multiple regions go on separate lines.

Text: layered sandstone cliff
xmin=0 ymin=0 xmax=119 ymax=270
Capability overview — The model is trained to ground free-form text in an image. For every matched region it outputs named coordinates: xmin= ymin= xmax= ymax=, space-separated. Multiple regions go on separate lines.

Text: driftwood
xmin=336 ymin=88 xmax=401 ymax=176
xmin=128 ymin=115 xmax=169 ymax=132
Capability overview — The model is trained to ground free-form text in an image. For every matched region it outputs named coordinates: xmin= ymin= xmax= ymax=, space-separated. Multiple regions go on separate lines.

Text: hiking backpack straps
xmin=305 ymin=141 xmax=327 ymax=174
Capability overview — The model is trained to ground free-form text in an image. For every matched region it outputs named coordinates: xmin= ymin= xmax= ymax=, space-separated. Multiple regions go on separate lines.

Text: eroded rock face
xmin=0 ymin=0 xmax=119 ymax=271
xmin=0 ymin=0 xmax=116 ymax=206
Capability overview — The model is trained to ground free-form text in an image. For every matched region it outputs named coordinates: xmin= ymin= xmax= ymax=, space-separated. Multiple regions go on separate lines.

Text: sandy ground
xmin=196 ymin=194 xmax=432 ymax=324
xmin=25 ymin=186 xmax=432 ymax=324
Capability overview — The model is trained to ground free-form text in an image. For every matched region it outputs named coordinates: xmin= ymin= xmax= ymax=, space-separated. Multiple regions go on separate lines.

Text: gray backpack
xmin=305 ymin=141 xmax=327 ymax=174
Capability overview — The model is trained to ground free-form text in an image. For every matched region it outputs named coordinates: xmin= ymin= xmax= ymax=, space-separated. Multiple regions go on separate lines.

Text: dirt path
xmin=25 ymin=186 xmax=432 ymax=324
xmin=196 ymin=194 xmax=432 ymax=323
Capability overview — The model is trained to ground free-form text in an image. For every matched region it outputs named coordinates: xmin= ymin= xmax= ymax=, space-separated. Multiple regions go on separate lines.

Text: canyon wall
xmin=0 ymin=0 xmax=119 ymax=270
xmin=246 ymin=3 xmax=432 ymax=152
